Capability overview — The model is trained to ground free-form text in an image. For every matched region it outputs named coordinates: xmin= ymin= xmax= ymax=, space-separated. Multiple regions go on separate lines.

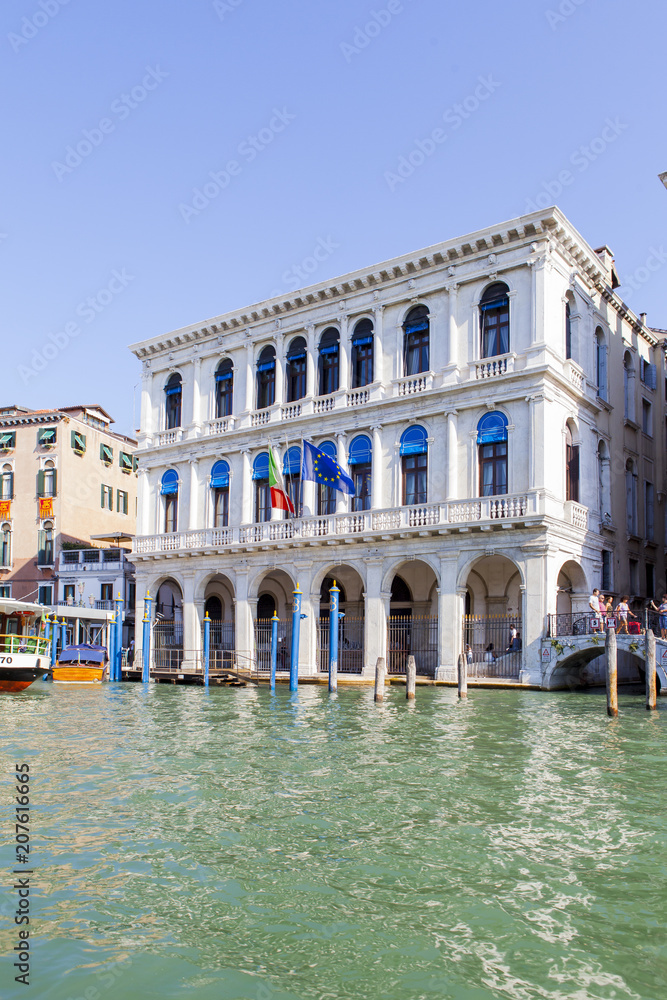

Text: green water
xmin=2 ymin=684 xmax=667 ymax=999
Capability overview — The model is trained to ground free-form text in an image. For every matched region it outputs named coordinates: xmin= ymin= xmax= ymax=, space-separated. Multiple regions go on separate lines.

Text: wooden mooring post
xmin=406 ymin=655 xmax=416 ymax=700
xmin=605 ymin=626 xmax=618 ymax=718
xmin=374 ymin=656 xmax=386 ymax=703
xmin=457 ymin=653 xmax=467 ymax=699
xmin=645 ymin=628 xmax=657 ymax=711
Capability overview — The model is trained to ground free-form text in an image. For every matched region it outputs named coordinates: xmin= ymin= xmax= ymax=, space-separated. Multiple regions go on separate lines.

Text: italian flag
xmin=269 ymin=448 xmax=295 ymax=514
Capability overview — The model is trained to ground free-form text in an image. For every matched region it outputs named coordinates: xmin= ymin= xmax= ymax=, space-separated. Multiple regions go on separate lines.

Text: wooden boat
xmin=0 ymin=599 xmax=51 ymax=692
xmin=53 ymin=644 xmax=109 ymax=683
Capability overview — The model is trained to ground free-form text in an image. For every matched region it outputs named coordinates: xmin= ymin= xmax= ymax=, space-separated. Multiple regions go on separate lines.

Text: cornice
xmin=0 ymin=412 xmax=63 ymax=427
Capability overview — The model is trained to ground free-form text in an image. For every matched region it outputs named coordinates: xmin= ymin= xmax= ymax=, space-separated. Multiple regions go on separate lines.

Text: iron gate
xmin=253 ymin=618 xmax=292 ymax=673
xmin=462 ymin=616 xmax=522 ymax=678
xmin=317 ymin=616 xmax=364 ymax=674
xmin=201 ymin=620 xmax=235 ymax=670
xmin=387 ymin=616 xmax=438 ymax=676
xmin=153 ymin=619 xmax=184 ymax=670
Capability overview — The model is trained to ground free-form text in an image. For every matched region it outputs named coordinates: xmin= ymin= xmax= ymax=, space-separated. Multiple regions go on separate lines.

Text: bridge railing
xmin=547 ymin=612 xmax=609 ymax=637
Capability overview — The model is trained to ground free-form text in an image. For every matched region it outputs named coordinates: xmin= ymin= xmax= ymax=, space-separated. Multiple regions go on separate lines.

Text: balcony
xmin=473 ymin=353 xmax=514 ymax=380
xmin=59 ymin=549 xmax=128 ymax=572
xmin=393 ymin=373 xmax=434 ymax=396
xmin=153 ymin=428 xmax=183 ymax=447
xmin=564 ymin=501 xmax=588 ymax=531
xmin=134 ymin=491 xmax=550 ymax=558
xmin=203 ymin=416 xmax=235 ymax=436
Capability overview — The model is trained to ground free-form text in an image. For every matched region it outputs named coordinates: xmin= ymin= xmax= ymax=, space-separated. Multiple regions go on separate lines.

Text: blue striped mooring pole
xmin=203 ymin=613 xmax=211 ymax=688
xmin=50 ymin=618 xmax=58 ymax=667
xmin=270 ymin=612 xmax=279 ymax=691
xmin=59 ymin=619 xmax=67 ymax=656
xmin=328 ymin=580 xmax=340 ymax=693
xmin=142 ymin=591 xmax=153 ymax=684
xmin=290 ymin=584 xmax=303 ymax=692
xmin=114 ymin=595 xmax=124 ymax=681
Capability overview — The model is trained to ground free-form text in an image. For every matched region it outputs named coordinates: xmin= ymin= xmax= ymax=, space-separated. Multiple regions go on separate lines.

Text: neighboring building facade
xmin=55 ymin=545 xmax=135 ymax=648
xmin=0 ymin=404 xmax=138 ymax=610
xmin=128 ymin=207 xmax=666 ymax=685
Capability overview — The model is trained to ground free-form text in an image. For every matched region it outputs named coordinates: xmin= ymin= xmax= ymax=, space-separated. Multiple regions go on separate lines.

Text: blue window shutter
xmin=210 ymin=461 xmax=230 ymax=488
xmin=400 ymin=426 xmax=428 ymax=456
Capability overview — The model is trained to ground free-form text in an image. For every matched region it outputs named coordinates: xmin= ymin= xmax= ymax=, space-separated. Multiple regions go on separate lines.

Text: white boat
xmin=0 ymin=598 xmax=51 ymax=692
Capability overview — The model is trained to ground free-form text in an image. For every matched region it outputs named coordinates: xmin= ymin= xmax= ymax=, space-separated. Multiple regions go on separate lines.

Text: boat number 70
xmin=0 ymin=656 xmax=13 ymax=664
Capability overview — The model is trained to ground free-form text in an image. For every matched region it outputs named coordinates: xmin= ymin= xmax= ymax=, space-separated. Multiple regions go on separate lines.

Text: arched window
xmin=283 ymin=446 xmax=302 ymax=516
xmin=256 ymin=346 xmax=276 ymax=410
xmin=286 ymin=337 xmax=307 ymax=402
xmin=390 ymin=575 xmax=412 ymax=604
xmin=565 ymin=301 xmax=572 ymax=360
xmin=165 ymin=373 xmax=182 ymax=429
xmin=1 ymin=464 xmax=13 ymax=500
xmin=565 ymin=424 xmax=579 ymax=503
xmin=253 ymin=453 xmax=270 ymax=522
xmin=317 ymin=441 xmax=337 ymax=515
xmin=205 ymin=596 xmax=222 ymax=620
xmin=400 ymin=426 xmax=428 ymax=506
xmin=480 ymin=282 xmax=510 ymax=358
xmin=161 ymin=469 xmax=179 ymax=533
xmin=37 ymin=520 xmax=54 ymax=566
xmin=623 ymin=352 xmax=635 ymax=421
xmin=403 ymin=306 xmax=430 ymax=376
xmin=257 ymin=593 xmax=276 ymax=619
xmin=596 ymin=328 xmax=607 ymax=400
xmin=215 ymin=359 xmax=233 ymax=418
xmin=0 ymin=523 xmax=11 ymax=568
xmin=39 ymin=460 xmax=56 ymax=498
xmin=318 ymin=328 xmax=339 ymax=396
xmin=349 ymin=435 xmax=372 ymax=512
xmin=210 ymin=460 xmax=230 ymax=528
xmin=477 ymin=412 xmax=508 ymax=497
xmin=352 ymin=318 xmax=374 ymax=388
xmin=626 ymin=459 xmax=638 ymax=536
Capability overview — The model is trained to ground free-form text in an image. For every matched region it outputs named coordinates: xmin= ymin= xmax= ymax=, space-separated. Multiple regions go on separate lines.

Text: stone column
xmin=189 ymin=354 xmax=202 ymax=436
xmin=446 ymin=283 xmax=458 ymax=369
xmin=446 ymin=411 xmax=458 ymax=499
xmin=240 ymin=449 xmax=252 ymax=524
xmin=371 ymin=424 xmax=383 ymax=510
xmin=275 ymin=337 xmax=285 ymax=407
xmin=373 ymin=305 xmax=384 ymax=386
xmin=137 ymin=468 xmax=151 ymax=535
xmin=234 ymin=567 xmax=254 ymax=664
xmin=139 ymin=367 xmax=153 ymax=440
xmin=363 ymin=557 xmax=386 ymax=676
xmin=244 ymin=340 xmax=254 ymax=413
xmin=187 ymin=459 xmax=199 ymax=530
xmin=296 ymin=562 xmax=317 ymax=676
xmin=436 ymin=557 xmax=460 ymax=680
xmin=306 ymin=324 xmax=316 ymax=398
xmin=336 ymin=432 xmax=347 ymax=514
xmin=526 ymin=394 xmax=544 ymax=494
xmin=181 ymin=573 xmax=199 ymax=670
xmin=339 ymin=315 xmax=349 ymax=392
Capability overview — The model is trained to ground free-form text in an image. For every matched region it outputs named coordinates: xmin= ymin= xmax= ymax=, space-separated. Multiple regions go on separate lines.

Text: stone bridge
xmin=539 ymin=631 xmax=667 ymax=690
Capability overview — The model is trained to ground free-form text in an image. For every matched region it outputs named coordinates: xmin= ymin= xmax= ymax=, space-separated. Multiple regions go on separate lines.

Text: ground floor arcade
xmin=130 ymin=524 xmax=602 ymax=687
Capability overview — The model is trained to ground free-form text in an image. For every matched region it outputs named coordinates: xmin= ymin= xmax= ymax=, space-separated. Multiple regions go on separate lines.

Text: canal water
xmin=2 ymin=683 xmax=667 ymax=1000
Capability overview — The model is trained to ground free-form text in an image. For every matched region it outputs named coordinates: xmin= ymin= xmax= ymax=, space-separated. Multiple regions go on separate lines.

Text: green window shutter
xmin=71 ymin=430 xmax=77 ymax=449
xmin=37 ymin=530 xmax=45 ymax=565
xmin=132 ymin=456 xmax=139 ymax=472
xmin=37 ymin=470 xmax=45 ymax=496
xmin=52 ymin=470 xmax=57 ymax=496
xmin=100 ymin=485 xmax=105 ymax=508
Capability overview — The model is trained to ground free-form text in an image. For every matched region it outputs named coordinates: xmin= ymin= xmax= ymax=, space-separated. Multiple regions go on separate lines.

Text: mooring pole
xmin=142 ymin=591 xmax=153 ymax=684
xmin=49 ymin=618 xmax=58 ymax=667
xmin=60 ymin=619 xmax=67 ymax=657
xmin=328 ymin=580 xmax=340 ymax=693
xmin=141 ymin=611 xmax=151 ymax=685
xmin=458 ymin=653 xmax=468 ymax=699
xmin=290 ymin=584 xmax=302 ymax=693
xmin=406 ymin=654 xmax=416 ymax=700
xmin=203 ymin=613 xmax=211 ymax=688
xmin=114 ymin=595 xmax=124 ymax=682
xmin=605 ymin=625 xmax=618 ymax=718
xmin=374 ymin=656 xmax=386 ymax=703
xmin=270 ymin=612 xmax=279 ymax=691
xmin=646 ymin=627 xmax=657 ymax=711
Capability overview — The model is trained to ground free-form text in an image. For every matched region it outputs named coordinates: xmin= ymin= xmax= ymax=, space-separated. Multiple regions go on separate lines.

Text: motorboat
xmin=53 ymin=644 xmax=109 ymax=683
xmin=0 ymin=598 xmax=51 ymax=692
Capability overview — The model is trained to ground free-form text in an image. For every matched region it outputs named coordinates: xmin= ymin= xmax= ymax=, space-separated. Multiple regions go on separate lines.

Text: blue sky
xmin=3 ymin=0 xmax=666 ymax=437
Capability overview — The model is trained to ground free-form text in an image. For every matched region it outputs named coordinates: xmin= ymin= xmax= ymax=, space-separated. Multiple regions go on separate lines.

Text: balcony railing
xmin=203 ymin=416 xmax=235 ymax=435
xmin=473 ymin=353 xmax=514 ymax=380
xmin=153 ymin=428 xmax=183 ymax=446
xmin=134 ymin=491 xmax=545 ymax=556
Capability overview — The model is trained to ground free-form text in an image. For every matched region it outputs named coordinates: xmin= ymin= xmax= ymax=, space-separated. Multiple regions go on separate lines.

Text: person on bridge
xmin=615 ymin=596 xmax=637 ymax=634
xmin=649 ymin=594 xmax=667 ymax=639
xmin=589 ymin=589 xmax=601 ymax=631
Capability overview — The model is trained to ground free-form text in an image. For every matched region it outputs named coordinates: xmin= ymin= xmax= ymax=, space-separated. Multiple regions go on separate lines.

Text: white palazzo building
xmin=128 ymin=207 xmax=666 ymax=686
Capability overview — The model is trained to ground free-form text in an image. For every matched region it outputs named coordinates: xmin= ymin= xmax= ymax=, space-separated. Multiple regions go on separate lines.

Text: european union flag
xmin=302 ymin=440 xmax=355 ymax=495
